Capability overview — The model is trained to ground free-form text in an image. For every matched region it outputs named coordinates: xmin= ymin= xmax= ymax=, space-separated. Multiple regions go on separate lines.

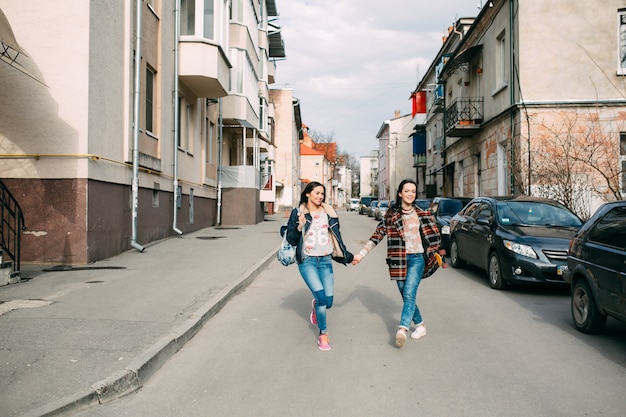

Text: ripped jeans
xmin=396 ymin=253 xmax=425 ymax=329
xmin=298 ymin=255 xmax=334 ymax=334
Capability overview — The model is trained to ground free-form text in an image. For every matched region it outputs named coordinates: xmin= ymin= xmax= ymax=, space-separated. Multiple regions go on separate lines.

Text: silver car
xmin=374 ymin=200 xmax=390 ymax=220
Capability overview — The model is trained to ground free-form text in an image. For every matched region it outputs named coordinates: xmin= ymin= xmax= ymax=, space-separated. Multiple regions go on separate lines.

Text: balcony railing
xmin=221 ymin=165 xmax=261 ymax=189
xmin=413 ymin=154 xmax=427 ymax=167
xmin=0 ymin=180 xmax=25 ymax=278
xmin=445 ymin=97 xmax=484 ymax=137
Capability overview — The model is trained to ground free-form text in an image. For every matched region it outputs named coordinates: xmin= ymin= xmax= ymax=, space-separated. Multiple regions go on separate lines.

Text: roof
xmin=300 ymin=143 xmax=325 ymax=156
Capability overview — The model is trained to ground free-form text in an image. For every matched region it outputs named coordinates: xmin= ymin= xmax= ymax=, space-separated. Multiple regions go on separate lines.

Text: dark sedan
xmin=428 ymin=197 xmax=471 ymax=254
xmin=449 ymin=196 xmax=583 ymax=289
xmin=564 ymin=200 xmax=626 ymax=333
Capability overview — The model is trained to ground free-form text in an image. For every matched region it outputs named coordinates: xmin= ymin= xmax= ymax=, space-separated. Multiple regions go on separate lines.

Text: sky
xmin=273 ymin=0 xmax=483 ymax=159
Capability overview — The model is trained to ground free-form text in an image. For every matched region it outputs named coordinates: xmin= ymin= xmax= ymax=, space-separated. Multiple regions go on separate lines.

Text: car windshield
xmin=496 ymin=201 xmax=582 ymax=227
xmin=438 ymin=200 xmax=464 ymax=216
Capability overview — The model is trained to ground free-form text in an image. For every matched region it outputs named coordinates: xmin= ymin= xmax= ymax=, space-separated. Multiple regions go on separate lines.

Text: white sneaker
xmin=410 ymin=324 xmax=427 ymax=340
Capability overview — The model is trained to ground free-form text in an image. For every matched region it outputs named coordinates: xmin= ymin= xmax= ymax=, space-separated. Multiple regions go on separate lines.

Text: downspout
xmin=172 ymin=0 xmax=183 ymax=235
xmin=509 ymin=0 xmax=516 ymax=195
xmin=130 ymin=0 xmax=145 ymax=252
xmin=216 ymin=98 xmax=223 ymax=224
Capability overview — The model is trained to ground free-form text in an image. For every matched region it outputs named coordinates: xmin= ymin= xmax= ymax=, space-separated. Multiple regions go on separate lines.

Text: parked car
xmin=359 ymin=196 xmax=376 ymax=215
xmin=415 ymin=199 xmax=432 ymax=210
xmin=428 ymin=197 xmax=472 ymax=254
xmin=449 ymin=196 xmax=583 ymax=289
xmin=374 ymin=200 xmax=390 ymax=220
xmin=348 ymin=198 xmax=360 ymax=211
xmin=563 ymin=200 xmax=626 ymax=334
xmin=367 ymin=200 xmax=379 ymax=217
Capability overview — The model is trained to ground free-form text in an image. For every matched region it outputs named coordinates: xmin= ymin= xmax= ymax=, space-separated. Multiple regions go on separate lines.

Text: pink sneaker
xmin=318 ymin=333 xmax=331 ymax=351
xmin=310 ymin=299 xmax=318 ymax=325
xmin=395 ymin=328 xmax=407 ymax=348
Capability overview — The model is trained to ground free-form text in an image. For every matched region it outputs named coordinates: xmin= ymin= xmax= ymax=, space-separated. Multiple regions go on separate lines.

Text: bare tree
xmin=523 ymin=109 xmax=623 ymax=219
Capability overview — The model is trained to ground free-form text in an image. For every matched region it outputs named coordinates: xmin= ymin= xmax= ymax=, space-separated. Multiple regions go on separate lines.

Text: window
xmin=203 ymin=1 xmax=214 ymax=39
xmin=496 ymin=31 xmax=506 ymax=88
xmin=588 ymin=206 xmax=626 ymax=249
xmin=152 ymin=183 xmax=160 ymax=208
xmin=185 ymin=103 xmax=194 ymax=152
xmin=206 ymin=119 xmax=214 ymax=164
xmin=474 ymin=203 xmax=492 ymax=220
xmin=145 ymin=66 xmax=155 ymax=133
xmin=181 ymin=0 xmax=225 ymax=42
xmin=181 ymin=0 xmax=195 ymax=35
xmin=618 ymin=9 xmax=626 ymax=75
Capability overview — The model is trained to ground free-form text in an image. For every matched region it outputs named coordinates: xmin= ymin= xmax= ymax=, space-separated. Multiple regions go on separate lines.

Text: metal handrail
xmin=445 ymin=97 xmax=484 ymax=131
xmin=0 ymin=180 xmax=25 ymax=277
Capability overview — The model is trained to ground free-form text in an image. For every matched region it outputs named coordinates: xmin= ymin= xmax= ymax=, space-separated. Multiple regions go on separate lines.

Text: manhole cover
xmin=214 ymin=226 xmax=240 ymax=230
xmin=196 ymin=236 xmax=225 ymax=240
xmin=85 ymin=281 xmax=105 ymax=284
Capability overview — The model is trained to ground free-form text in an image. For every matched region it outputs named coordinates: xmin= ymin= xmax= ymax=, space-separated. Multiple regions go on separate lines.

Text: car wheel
xmin=571 ymin=279 xmax=607 ymax=334
xmin=449 ymin=238 xmax=465 ymax=268
xmin=488 ymin=251 xmax=506 ymax=290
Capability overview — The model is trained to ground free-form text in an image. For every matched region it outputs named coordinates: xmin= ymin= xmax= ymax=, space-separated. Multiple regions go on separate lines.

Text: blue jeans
xmin=298 ymin=255 xmax=334 ymax=334
xmin=396 ymin=253 xmax=425 ymax=329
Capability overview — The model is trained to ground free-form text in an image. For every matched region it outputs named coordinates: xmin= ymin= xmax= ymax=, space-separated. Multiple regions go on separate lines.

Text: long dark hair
xmin=299 ymin=181 xmax=326 ymax=206
xmin=393 ymin=179 xmax=418 ymax=208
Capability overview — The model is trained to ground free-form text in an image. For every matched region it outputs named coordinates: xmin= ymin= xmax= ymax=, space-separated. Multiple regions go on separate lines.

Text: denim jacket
xmin=280 ymin=203 xmax=354 ymax=265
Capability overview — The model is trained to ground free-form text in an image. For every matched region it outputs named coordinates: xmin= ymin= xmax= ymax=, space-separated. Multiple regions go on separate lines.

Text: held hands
xmin=351 ymin=254 xmax=363 ymax=265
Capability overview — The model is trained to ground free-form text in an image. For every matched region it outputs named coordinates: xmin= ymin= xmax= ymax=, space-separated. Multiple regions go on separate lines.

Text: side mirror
xmin=476 ymin=217 xmax=491 ymax=226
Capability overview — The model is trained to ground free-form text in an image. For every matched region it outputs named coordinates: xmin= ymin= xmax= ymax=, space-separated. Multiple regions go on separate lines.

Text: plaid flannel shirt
xmin=368 ymin=205 xmax=441 ymax=279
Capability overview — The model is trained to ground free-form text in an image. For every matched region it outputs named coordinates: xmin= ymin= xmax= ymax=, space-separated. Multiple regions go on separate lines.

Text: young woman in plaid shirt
xmin=352 ymin=179 xmax=441 ymax=348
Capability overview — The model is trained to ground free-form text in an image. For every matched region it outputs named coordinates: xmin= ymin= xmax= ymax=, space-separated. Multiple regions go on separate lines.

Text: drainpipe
xmin=130 ymin=0 xmax=145 ymax=252
xmin=216 ymin=98 xmax=224 ymax=225
xmin=509 ymin=0 xmax=516 ymax=195
xmin=172 ymin=0 xmax=183 ymax=235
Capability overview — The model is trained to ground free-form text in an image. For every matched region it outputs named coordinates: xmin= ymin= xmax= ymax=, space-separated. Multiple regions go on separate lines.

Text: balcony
xmin=445 ymin=97 xmax=484 ymax=137
xmin=413 ymin=154 xmax=427 ymax=167
xmin=178 ymin=41 xmax=229 ymax=98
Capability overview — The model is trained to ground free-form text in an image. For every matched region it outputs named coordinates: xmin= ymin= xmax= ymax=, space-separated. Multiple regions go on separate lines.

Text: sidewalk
xmin=0 ymin=215 xmax=283 ymax=417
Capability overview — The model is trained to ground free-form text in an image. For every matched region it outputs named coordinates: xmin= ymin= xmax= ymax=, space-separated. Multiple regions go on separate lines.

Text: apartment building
xmin=413 ymin=0 xmax=626 ymax=217
xmin=0 ymin=0 xmax=284 ymax=269
xmin=270 ymin=88 xmax=302 ymax=213
xmin=359 ymin=151 xmax=379 ymax=198
xmin=375 ymin=112 xmax=416 ymax=200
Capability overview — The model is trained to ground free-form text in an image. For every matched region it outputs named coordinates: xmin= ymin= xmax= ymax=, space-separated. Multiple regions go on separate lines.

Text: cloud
xmin=273 ymin=0 xmax=481 ymax=157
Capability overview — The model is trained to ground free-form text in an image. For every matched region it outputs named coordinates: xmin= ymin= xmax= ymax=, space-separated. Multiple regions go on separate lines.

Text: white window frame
xmin=180 ymin=0 xmax=227 ymax=44
xmin=145 ymin=66 xmax=155 ymax=134
xmin=618 ymin=9 xmax=626 ymax=75
xmin=496 ymin=32 xmax=506 ymax=88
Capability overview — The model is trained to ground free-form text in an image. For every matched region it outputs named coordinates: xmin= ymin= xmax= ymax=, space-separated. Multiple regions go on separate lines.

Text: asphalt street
xmin=67 ymin=211 xmax=626 ymax=417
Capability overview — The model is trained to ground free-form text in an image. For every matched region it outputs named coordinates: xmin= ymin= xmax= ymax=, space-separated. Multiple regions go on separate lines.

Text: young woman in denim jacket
xmin=281 ymin=181 xmax=354 ymax=351
xmin=352 ymin=179 xmax=441 ymax=348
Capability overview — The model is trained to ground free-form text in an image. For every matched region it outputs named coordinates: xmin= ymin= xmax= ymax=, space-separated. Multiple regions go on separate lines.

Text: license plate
xmin=556 ymin=265 xmax=567 ymax=276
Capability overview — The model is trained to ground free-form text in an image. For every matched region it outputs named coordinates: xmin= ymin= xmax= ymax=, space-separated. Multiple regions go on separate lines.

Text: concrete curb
xmin=18 ymin=246 xmax=278 ymax=417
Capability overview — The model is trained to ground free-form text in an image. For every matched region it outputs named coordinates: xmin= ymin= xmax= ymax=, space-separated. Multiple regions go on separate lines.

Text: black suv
xmin=449 ymin=196 xmax=583 ymax=289
xmin=428 ymin=197 xmax=471 ymax=254
xmin=564 ymin=201 xmax=626 ymax=333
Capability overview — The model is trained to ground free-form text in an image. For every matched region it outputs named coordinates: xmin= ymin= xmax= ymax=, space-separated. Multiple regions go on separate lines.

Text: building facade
xmin=270 ymin=88 xmax=302 ymax=214
xmin=413 ymin=0 xmax=626 ymax=218
xmin=0 ymin=0 xmax=284 ymax=268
